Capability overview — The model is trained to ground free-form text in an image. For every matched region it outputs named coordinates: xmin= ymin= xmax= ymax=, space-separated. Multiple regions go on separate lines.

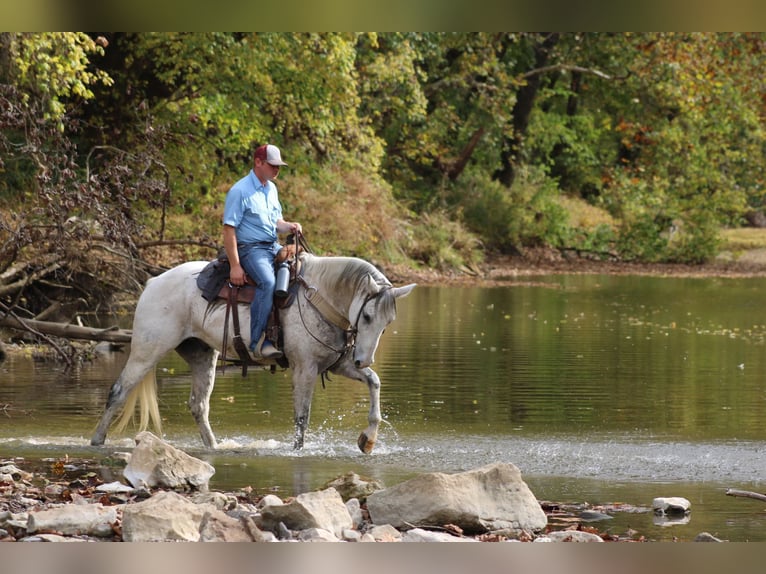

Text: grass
xmin=719 ymin=227 xmax=766 ymax=251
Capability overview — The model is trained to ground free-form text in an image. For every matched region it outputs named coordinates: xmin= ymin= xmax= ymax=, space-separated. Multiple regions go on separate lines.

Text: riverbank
xmin=385 ymin=247 xmax=766 ymax=287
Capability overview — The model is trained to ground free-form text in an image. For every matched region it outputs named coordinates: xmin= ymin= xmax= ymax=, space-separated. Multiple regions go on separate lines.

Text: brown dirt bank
xmin=385 ymin=248 xmax=766 ymax=287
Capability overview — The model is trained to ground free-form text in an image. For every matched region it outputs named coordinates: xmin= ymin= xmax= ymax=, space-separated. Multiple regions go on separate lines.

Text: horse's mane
xmin=302 ymin=254 xmax=395 ymax=313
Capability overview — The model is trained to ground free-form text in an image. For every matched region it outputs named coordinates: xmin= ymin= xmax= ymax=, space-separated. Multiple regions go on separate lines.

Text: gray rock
xmin=547 ymin=530 xmax=604 ymax=543
xmin=259 ymin=488 xmax=353 ymax=538
xmin=191 ymin=491 xmax=236 ymax=511
xmin=123 ymin=432 xmax=215 ymax=490
xmin=297 ymin=527 xmax=340 ymax=542
xmin=121 ymin=490 xmax=214 ymax=542
xmin=695 ymin=531 xmax=725 ymax=542
xmin=95 ymin=481 xmax=135 ymax=495
xmin=366 ymin=462 xmax=547 ymax=534
xmin=257 ymin=494 xmax=283 ymax=509
xmin=345 ymin=497 xmax=364 ymax=528
xmin=366 ymin=524 xmax=402 ymax=542
xmin=20 ymin=533 xmax=85 ymax=542
xmin=27 ymin=504 xmax=118 ymax=537
xmin=342 ymin=528 xmax=362 ymax=542
xmin=198 ymin=510 xmax=255 ymax=542
xmin=0 ymin=464 xmax=32 ymax=482
xmin=402 ymin=528 xmax=478 ymax=542
xmin=652 ymin=497 xmax=691 ymax=515
xmin=324 ymin=471 xmax=383 ymax=502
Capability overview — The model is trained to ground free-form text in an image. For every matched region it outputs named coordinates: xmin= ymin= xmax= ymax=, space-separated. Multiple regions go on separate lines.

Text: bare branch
xmin=521 ymin=64 xmax=613 ymax=81
xmin=726 ymin=488 xmax=766 ymax=503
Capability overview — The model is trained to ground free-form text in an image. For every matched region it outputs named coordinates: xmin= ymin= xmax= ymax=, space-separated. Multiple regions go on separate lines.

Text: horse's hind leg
xmin=290 ymin=365 xmax=319 ymax=450
xmin=176 ymin=338 xmax=219 ymax=449
xmin=91 ymin=358 xmax=156 ymax=446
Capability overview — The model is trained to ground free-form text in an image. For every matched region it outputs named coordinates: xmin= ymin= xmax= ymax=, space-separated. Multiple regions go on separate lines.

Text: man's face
xmin=255 ymin=159 xmax=281 ymax=181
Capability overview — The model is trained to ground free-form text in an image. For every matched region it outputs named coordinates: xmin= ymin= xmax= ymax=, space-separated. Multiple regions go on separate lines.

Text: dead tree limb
xmin=0 ymin=315 xmax=132 ymax=343
xmin=725 ymin=488 xmax=766 ymax=503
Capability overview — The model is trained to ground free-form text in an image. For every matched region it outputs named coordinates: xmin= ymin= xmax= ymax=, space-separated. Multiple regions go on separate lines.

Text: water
xmin=1 ymin=274 xmax=766 ymax=541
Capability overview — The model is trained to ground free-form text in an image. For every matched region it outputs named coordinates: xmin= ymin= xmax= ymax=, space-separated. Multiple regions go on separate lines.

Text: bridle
xmin=295 ymin=272 xmax=391 ymax=362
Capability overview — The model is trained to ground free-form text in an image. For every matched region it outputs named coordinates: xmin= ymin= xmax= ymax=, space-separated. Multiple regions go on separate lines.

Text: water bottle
xmin=275 ymin=261 xmax=290 ymax=297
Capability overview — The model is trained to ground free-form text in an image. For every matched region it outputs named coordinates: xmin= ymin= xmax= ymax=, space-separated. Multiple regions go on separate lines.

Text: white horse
xmin=90 ymin=253 xmax=415 ymax=452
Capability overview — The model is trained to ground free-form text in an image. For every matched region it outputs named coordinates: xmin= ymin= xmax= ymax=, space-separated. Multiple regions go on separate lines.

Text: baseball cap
xmin=254 ymin=144 xmax=288 ymax=166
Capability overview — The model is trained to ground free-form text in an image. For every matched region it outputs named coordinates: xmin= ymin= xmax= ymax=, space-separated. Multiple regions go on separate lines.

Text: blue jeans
xmin=238 ymin=242 xmax=282 ymax=351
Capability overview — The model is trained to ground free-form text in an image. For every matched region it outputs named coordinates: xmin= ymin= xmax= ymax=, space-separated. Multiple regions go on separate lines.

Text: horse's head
xmin=349 ymin=275 xmax=416 ymax=369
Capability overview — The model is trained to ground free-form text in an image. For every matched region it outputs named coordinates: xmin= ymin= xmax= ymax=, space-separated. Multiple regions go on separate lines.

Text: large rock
xmin=652 ymin=497 xmax=691 ymax=515
xmin=199 ymin=511 xmax=258 ymax=542
xmin=366 ymin=462 xmax=547 ymax=534
xmin=121 ymin=490 xmax=212 ymax=542
xmin=123 ymin=432 xmax=215 ymax=490
xmin=259 ymin=488 xmax=353 ymax=538
xmin=27 ymin=504 xmax=118 ymax=537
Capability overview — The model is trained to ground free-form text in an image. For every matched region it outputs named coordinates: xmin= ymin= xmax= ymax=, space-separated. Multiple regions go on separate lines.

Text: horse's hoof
xmin=357 ymin=433 xmax=375 ymax=454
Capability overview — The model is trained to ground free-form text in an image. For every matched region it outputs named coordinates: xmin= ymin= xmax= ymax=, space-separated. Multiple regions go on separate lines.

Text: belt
xmin=239 ymin=241 xmax=276 ymax=249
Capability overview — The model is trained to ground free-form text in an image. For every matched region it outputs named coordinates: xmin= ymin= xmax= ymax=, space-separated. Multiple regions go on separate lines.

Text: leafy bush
xmin=454 ymin=168 xmax=570 ymax=252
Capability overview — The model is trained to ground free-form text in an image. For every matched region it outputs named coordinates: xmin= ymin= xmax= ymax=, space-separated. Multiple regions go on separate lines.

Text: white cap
xmin=255 ymin=144 xmax=288 ymax=166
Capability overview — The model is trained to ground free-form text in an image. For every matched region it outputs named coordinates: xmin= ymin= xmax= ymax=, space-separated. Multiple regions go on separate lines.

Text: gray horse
xmin=90 ymin=253 xmax=415 ymax=452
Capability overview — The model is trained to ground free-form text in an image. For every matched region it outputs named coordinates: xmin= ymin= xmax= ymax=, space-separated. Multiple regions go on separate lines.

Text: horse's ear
xmin=391 ymin=283 xmax=416 ymax=299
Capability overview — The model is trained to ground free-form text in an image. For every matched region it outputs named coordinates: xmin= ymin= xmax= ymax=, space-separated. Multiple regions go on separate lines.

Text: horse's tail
xmin=113 ymin=368 xmax=163 ymax=437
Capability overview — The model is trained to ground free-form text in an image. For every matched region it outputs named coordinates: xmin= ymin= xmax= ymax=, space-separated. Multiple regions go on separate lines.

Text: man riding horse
xmin=222 ymin=143 xmax=302 ymax=360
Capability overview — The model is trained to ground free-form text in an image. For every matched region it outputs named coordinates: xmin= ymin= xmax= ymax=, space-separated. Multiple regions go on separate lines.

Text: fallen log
xmin=725 ymin=488 xmax=766 ymax=503
xmin=0 ymin=316 xmax=132 ymax=343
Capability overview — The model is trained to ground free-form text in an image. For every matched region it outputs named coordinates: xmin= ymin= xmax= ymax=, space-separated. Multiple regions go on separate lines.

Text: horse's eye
xmin=362 ymin=312 xmax=371 ymax=323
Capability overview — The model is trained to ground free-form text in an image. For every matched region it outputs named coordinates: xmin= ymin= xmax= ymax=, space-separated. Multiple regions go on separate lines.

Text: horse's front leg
xmin=332 ymin=363 xmax=382 ymax=454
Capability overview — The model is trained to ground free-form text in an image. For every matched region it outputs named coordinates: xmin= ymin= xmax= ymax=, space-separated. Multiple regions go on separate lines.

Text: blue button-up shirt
xmin=222 ymin=170 xmax=283 ymax=245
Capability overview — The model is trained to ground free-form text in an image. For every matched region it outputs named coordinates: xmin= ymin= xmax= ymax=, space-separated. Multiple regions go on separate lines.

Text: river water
xmin=2 ymin=274 xmax=765 ymax=541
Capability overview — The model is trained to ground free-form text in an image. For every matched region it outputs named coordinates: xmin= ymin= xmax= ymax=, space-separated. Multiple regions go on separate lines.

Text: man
xmin=222 ymin=144 xmax=302 ymax=359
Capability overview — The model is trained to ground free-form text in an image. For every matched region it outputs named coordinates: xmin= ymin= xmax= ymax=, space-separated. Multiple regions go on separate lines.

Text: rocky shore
xmin=0 ymin=431 xmax=726 ymax=543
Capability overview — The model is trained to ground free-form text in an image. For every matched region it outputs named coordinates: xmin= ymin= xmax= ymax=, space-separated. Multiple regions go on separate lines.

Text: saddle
xmin=195 ymin=242 xmax=302 ymax=377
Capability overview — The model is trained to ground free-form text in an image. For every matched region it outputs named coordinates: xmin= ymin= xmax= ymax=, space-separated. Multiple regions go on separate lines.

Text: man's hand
xmin=229 ymin=262 xmax=246 ymax=286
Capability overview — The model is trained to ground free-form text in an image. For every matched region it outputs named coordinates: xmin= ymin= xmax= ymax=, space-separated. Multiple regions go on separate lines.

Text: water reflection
xmin=2 ymin=274 xmax=766 ymax=540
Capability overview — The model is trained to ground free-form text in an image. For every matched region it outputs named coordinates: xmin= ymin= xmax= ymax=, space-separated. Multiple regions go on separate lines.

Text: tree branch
xmin=521 ymin=64 xmax=613 ymax=81
xmin=726 ymin=488 xmax=766 ymax=503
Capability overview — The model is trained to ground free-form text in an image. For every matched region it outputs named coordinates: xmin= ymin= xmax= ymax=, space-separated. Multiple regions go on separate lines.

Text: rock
xmin=547 ymin=530 xmax=604 ymax=543
xmin=198 ymin=510 xmax=255 ymax=542
xmin=695 ymin=531 xmax=724 ymax=542
xmin=95 ymin=481 xmax=135 ymax=495
xmin=259 ymin=488 xmax=353 ymax=538
xmin=297 ymin=527 xmax=340 ymax=542
xmin=191 ymin=491 xmax=236 ymax=511
xmin=366 ymin=524 xmax=402 ymax=542
xmin=580 ymin=510 xmax=613 ymax=522
xmin=21 ymin=533 xmax=85 ymax=542
xmin=0 ymin=464 xmax=32 ymax=482
xmin=366 ymin=462 xmax=547 ymax=534
xmin=27 ymin=504 xmax=118 ymax=537
xmin=121 ymin=490 xmax=213 ymax=542
xmin=342 ymin=528 xmax=362 ymax=542
xmin=652 ymin=497 xmax=691 ymax=515
xmin=257 ymin=494 xmax=283 ymax=509
xmin=123 ymin=432 xmax=215 ymax=490
xmin=240 ymin=516 xmax=277 ymax=542
xmin=323 ymin=471 xmax=383 ymax=502
xmin=345 ymin=497 xmax=364 ymax=528
xmin=402 ymin=528 xmax=478 ymax=542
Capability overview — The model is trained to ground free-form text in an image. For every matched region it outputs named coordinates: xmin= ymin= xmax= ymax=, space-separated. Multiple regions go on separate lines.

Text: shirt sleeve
xmin=222 ymin=185 xmax=243 ymax=227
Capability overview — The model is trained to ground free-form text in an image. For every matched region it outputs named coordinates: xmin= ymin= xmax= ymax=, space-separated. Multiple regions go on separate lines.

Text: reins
xmin=295 ymin=270 xmax=391 ymax=362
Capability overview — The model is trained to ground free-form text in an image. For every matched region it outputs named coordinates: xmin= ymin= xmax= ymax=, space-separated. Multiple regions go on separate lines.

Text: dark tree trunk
xmin=494 ymin=33 xmax=560 ymax=188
